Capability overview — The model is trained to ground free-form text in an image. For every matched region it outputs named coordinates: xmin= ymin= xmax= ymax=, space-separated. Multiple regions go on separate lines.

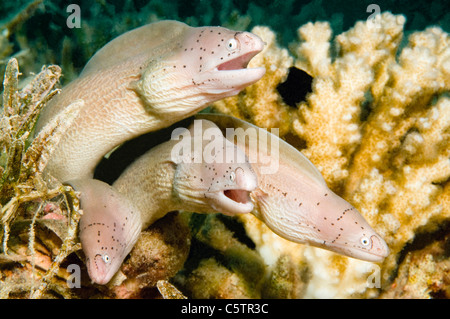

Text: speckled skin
xmin=36 ymin=20 xmax=265 ymax=183
xmin=73 ymin=120 xmax=257 ymax=284
xmin=197 ymin=114 xmax=389 ymax=262
xmin=69 ymin=179 xmax=142 ymax=285
xmin=34 ymin=21 xmax=265 ymax=285
xmin=114 ymin=120 xmax=258 ymax=229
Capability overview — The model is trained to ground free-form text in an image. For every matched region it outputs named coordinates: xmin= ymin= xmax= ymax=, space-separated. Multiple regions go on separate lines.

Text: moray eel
xmin=68 ymin=178 xmax=142 ymax=286
xmin=70 ymin=120 xmax=257 ymax=284
xmin=35 ymin=20 xmax=264 ymax=284
xmin=197 ymin=114 xmax=389 ymax=262
xmin=36 ymin=20 xmax=265 ymax=182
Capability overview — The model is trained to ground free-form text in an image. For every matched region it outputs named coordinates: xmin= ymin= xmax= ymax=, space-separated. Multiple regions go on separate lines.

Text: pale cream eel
xmin=36 ymin=20 xmax=265 ymax=182
xmin=36 ymin=19 xmax=388 ymax=285
xmin=197 ymin=114 xmax=390 ymax=262
xmin=34 ymin=20 xmax=265 ymax=284
xmin=69 ymin=119 xmax=257 ymax=284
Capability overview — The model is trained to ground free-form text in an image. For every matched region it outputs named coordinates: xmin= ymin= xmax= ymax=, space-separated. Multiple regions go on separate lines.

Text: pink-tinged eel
xmin=197 ymin=114 xmax=390 ymax=262
xmin=70 ymin=120 xmax=257 ymax=285
xmin=34 ymin=20 xmax=265 ymax=284
xmin=36 ymin=20 xmax=265 ymax=182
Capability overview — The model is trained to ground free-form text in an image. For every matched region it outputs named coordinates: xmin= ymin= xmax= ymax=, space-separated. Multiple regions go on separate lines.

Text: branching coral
xmin=108 ymin=213 xmax=191 ymax=298
xmin=175 ymin=214 xmax=266 ymax=299
xmin=292 ymin=16 xmax=450 ymax=296
xmin=213 ymin=12 xmax=449 ymax=298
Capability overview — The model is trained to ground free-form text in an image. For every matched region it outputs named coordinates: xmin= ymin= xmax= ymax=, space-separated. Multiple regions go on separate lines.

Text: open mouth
xmin=320 ymin=235 xmax=390 ymax=263
xmin=216 ymin=51 xmax=261 ymax=71
xmin=224 ymin=188 xmax=252 ymax=204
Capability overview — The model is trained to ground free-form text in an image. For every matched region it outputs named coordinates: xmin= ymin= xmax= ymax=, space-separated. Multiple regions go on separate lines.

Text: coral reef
xmin=212 ymin=12 xmax=449 ymax=298
xmin=1 ymin=6 xmax=449 ymax=299
xmin=0 ymin=58 xmax=84 ymax=298
xmin=175 ymin=214 xmax=266 ymax=299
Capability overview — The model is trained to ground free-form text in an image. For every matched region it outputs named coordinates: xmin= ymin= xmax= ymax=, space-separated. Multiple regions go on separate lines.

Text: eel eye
xmin=230 ymin=171 xmax=236 ymax=182
xmin=103 ymin=254 xmax=111 ymax=263
xmin=360 ymin=236 xmax=371 ymax=247
xmin=226 ymin=38 xmax=238 ymax=51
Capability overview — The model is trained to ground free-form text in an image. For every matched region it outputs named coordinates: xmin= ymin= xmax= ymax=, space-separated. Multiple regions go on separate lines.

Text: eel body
xmin=197 ymin=114 xmax=389 ymax=262
xmin=35 ymin=20 xmax=265 ymax=284
xmin=69 ymin=178 xmax=142 ymax=285
xmin=71 ymin=119 xmax=257 ymax=284
xmin=36 ymin=20 xmax=265 ymax=182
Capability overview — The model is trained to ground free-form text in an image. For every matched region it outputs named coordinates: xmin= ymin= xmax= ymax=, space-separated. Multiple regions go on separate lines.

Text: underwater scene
xmin=0 ymin=0 xmax=449 ymax=299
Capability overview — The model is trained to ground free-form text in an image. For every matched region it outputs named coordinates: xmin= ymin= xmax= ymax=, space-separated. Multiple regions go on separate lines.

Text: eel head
xmin=201 ymin=141 xmax=258 ymax=216
xmin=253 ymin=185 xmax=390 ymax=262
xmin=184 ymin=27 xmax=266 ymax=96
xmin=69 ymin=179 xmax=141 ymax=285
xmin=197 ymin=113 xmax=389 ymax=262
xmin=134 ymin=26 xmax=266 ymax=115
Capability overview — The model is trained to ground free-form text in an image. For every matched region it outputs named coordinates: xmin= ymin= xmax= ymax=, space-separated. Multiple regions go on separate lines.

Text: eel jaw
xmin=205 ymin=165 xmax=258 ymax=216
xmin=196 ymin=32 xmax=266 ymax=95
xmin=206 ymin=187 xmax=255 ymax=216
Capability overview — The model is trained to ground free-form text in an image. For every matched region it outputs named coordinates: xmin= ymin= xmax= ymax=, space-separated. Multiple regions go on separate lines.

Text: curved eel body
xmin=71 ymin=120 xmax=257 ymax=284
xmin=36 ymin=20 xmax=265 ymax=182
xmin=197 ymin=114 xmax=389 ymax=262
